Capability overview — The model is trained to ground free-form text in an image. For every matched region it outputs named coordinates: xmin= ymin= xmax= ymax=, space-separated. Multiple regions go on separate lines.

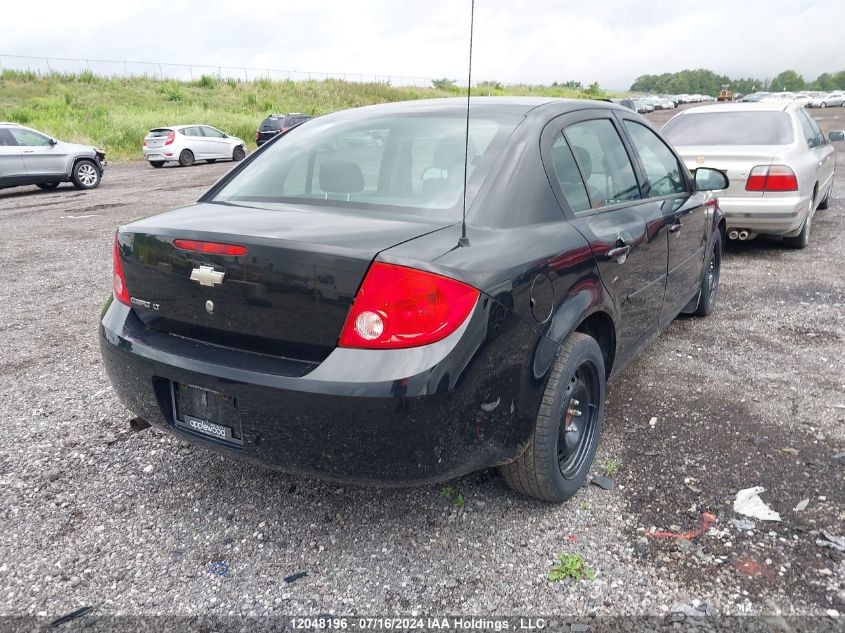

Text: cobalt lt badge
xmin=190 ymin=265 xmax=225 ymax=287
xmin=205 ymin=300 xmax=214 ymax=315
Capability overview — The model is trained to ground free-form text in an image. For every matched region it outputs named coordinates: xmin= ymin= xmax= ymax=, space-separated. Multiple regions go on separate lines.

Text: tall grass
xmin=0 ymin=70 xmax=612 ymax=161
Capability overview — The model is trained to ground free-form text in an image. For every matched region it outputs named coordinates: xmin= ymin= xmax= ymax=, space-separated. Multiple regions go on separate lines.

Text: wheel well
xmin=575 ymin=312 xmax=616 ymax=378
xmin=71 ymin=155 xmax=96 ymax=174
xmin=717 ymin=218 xmax=726 ymax=243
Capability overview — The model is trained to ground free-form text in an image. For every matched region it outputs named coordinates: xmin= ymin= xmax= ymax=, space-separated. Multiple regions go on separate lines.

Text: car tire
xmin=36 ymin=182 xmax=60 ymax=191
xmin=821 ymin=102 xmax=827 ymax=108
xmin=783 ymin=212 xmax=811 ymax=249
xmin=178 ymin=150 xmax=194 ymax=167
xmin=70 ymin=159 xmax=101 ymax=190
xmin=693 ymin=233 xmax=722 ymax=316
xmin=233 ymin=146 xmax=246 ymax=161
xmin=150 ymin=161 xmax=165 ymax=169
xmin=499 ymin=332 xmax=606 ymax=503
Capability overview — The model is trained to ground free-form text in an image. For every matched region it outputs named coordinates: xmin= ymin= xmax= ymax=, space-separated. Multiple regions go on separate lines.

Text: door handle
xmin=607 ymin=244 xmax=631 ymax=263
xmin=23 ymin=150 xmax=35 ymax=153
xmin=668 ymin=221 xmax=683 ymax=234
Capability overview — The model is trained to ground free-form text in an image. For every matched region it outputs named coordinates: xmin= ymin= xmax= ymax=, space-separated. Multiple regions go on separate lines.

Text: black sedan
xmin=101 ymin=97 xmax=727 ymax=502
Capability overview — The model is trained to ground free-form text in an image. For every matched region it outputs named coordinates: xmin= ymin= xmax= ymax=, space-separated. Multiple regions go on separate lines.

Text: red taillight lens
xmin=173 ymin=239 xmax=247 ymax=256
xmin=338 ymin=263 xmax=479 ymax=349
xmin=113 ymin=234 xmax=131 ymax=305
xmin=164 ymin=130 xmax=175 ymax=146
xmin=746 ymin=165 xmax=798 ymax=191
xmin=255 ymin=129 xmax=260 ymax=140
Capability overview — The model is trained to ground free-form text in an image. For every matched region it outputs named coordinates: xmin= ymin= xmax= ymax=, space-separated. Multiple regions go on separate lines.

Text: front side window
xmin=796 ymin=110 xmax=820 ymax=148
xmin=10 ymin=128 xmax=51 ymax=147
xmin=798 ymin=110 xmax=824 ymax=148
xmin=624 ymin=121 xmax=687 ymax=197
xmin=202 ymin=126 xmax=225 ymax=138
xmin=214 ymin=110 xmax=521 ymax=219
xmin=563 ymin=119 xmax=641 ymax=209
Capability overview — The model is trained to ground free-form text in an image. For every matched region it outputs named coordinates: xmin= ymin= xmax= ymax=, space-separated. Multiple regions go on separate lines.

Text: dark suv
xmin=255 ymin=113 xmax=313 ymax=146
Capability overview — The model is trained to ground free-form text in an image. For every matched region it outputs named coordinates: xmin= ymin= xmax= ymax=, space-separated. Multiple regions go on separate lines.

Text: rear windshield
xmin=663 ymin=112 xmax=794 ymax=145
xmin=147 ymin=129 xmax=172 ymax=137
xmin=214 ymin=110 xmax=522 ymax=219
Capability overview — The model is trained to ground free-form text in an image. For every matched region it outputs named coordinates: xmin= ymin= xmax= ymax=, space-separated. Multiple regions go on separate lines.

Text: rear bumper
xmin=717 ymin=194 xmax=810 ymax=235
xmin=99 ymin=298 xmax=535 ymax=485
xmin=143 ymin=147 xmax=178 ymax=161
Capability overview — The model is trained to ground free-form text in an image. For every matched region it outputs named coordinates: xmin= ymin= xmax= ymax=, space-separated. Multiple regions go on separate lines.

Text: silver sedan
xmin=662 ymin=103 xmax=843 ymax=248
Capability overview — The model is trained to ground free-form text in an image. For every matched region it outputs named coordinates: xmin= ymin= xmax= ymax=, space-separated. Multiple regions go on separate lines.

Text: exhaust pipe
xmin=728 ymin=230 xmax=739 ymax=240
xmin=129 ymin=417 xmax=151 ymax=433
xmin=738 ymin=230 xmax=750 ymax=240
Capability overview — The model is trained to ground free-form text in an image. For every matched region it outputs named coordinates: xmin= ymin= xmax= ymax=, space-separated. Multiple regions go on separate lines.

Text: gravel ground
xmin=0 ymin=107 xmax=843 ymax=628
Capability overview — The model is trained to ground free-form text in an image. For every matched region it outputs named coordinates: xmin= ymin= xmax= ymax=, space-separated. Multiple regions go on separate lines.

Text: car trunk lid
xmin=118 ymin=201 xmax=453 ymax=361
xmin=674 ymin=145 xmax=786 ymax=198
xmin=144 ymin=128 xmax=173 ymax=150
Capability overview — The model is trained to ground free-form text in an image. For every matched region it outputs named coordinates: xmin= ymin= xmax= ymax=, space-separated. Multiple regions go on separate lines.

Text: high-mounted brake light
xmin=173 ymin=239 xmax=247 ymax=256
xmin=338 ymin=263 xmax=479 ymax=349
xmin=746 ymin=165 xmax=798 ymax=192
xmin=164 ymin=130 xmax=176 ymax=146
xmin=113 ymin=234 xmax=131 ymax=305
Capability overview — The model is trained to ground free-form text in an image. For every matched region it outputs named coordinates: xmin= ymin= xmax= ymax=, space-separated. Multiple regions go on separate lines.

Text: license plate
xmin=172 ymin=382 xmax=243 ymax=445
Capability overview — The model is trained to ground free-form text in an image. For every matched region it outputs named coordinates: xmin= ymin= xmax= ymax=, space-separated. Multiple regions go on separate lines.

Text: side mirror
xmin=828 ymin=130 xmax=845 ymax=142
xmin=50 ymin=138 xmax=58 ymax=146
xmin=694 ymin=167 xmax=728 ymax=192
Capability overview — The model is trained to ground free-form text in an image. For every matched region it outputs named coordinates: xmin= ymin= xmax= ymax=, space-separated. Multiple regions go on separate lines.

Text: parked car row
xmin=740 ymin=91 xmax=845 ymax=108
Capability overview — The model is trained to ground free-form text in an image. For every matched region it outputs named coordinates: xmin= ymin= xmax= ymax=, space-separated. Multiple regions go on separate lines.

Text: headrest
xmin=432 ymin=136 xmax=467 ymax=169
xmin=319 ymin=160 xmax=364 ymax=194
xmin=573 ymin=146 xmax=592 ymax=177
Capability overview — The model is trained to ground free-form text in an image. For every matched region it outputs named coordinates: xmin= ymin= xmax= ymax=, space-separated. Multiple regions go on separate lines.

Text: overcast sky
xmin=2 ymin=0 xmax=842 ymax=89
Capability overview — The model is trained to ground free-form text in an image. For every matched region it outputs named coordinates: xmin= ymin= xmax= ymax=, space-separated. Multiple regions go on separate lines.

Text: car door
xmin=620 ymin=116 xmax=709 ymax=325
xmin=181 ymin=127 xmax=205 ymax=158
xmin=200 ymin=126 xmax=229 ymax=158
xmin=543 ymin=110 xmax=669 ymax=368
xmin=798 ymin=109 xmax=835 ymax=199
xmin=0 ymin=128 xmax=27 ymax=184
xmin=9 ymin=127 xmax=68 ymax=177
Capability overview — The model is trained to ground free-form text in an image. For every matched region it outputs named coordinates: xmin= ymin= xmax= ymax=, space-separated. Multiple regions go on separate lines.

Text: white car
xmin=807 ymin=92 xmax=845 ymax=108
xmin=142 ymin=125 xmax=247 ymax=168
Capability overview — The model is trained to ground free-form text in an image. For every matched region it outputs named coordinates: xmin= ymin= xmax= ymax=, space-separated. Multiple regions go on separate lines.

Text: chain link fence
xmin=0 ymin=54 xmax=436 ymax=87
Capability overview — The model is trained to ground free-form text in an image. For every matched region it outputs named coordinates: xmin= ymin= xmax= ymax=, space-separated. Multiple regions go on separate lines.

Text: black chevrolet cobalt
xmin=101 ymin=98 xmax=728 ymax=502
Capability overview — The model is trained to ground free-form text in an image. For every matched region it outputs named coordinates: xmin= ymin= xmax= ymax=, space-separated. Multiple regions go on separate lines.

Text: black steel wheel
xmin=179 ymin=150 xmax=194 ymax=167
xmin=500 ymin=332 xmax=606 ymax=502
xmin=694 ymin=233 xmax=722 ymax=316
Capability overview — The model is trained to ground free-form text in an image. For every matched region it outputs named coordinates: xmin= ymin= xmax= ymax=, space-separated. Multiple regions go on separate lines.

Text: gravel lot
xmin=1 ymin=105 xmax=843 ymax=628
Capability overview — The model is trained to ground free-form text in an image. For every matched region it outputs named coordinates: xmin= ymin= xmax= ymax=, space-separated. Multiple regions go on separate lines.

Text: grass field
xmin=0 ymin=70 xmax=607 ymax=161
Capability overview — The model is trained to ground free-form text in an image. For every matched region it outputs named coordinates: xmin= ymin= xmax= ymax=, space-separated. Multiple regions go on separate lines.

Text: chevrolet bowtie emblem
xmin=190 ymin=265 xmax=225 ymax=287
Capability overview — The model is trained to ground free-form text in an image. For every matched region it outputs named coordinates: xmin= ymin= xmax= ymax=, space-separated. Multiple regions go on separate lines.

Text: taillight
xmin=173 ymin=239 xmax=247 ymax=256
xmin=746 ymin=165 xmax=798 ymax=191
xmin=113 ymin=234 xmax=131 ymax=305
xmin=338 ymin=263 xmax=479 ymax=349
xmin=277 ymin=127 xmax=287 ymax=134
xmin=143 ymin=139 xmax=147 ymax=147
xmin=164 ymin=130 xmax=175 ymax=146
xmin=255 ymin=129 xmax=260 ymax=141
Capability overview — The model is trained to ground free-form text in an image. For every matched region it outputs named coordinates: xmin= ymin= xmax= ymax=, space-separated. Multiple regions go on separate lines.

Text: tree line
xmin=629 ymin=68 xmax=845 ymax=95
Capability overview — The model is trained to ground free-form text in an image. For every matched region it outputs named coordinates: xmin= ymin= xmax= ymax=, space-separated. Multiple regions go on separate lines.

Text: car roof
xmin=0 ymin=122 xmax=22 ymax=127
xmin=333 ymin=96 xmax=627 ymax=118
xmin=679 ymin=102 xmax=792 ymax=114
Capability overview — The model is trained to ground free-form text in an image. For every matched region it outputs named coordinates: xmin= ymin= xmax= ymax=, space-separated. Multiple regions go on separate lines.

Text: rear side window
xmin=563 ymin=119 xmax=641 ymax=209
xmin=662 ymin=112 xmax=793 ymax=145
xmin=550 ymin=135 xmax=591 ymax=212
xmin=624 ymin=121 xmax=687 ymax=197
xmin=0 ymin=129 xmax=17 ymax=146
